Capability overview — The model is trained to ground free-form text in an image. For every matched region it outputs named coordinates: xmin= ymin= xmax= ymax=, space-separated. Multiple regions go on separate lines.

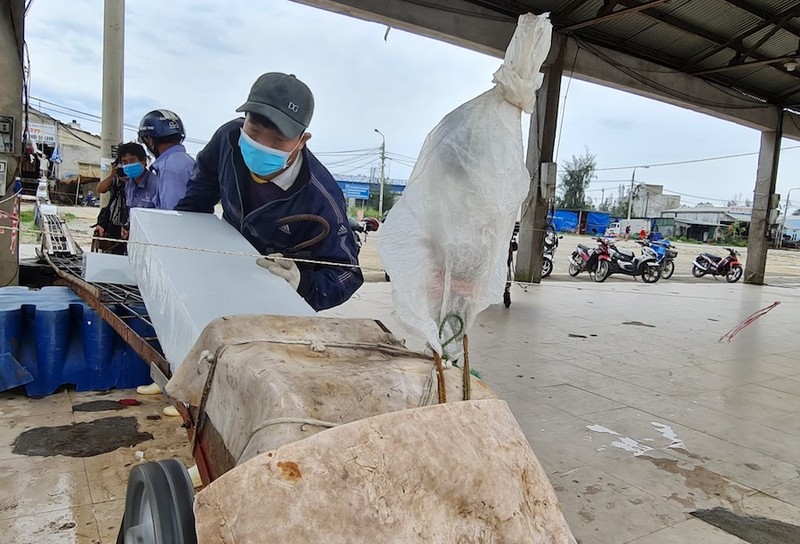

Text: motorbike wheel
xmin=662 ymin=260 xmax=675 ymax=280
xmin=503 ymin=290 xmax=511 ymax=308
xmin=726 ymin=265 xmax=743 ymax=283
xmin=594 ymin=261 xmax=610 ymax=283
xmin=691 ymin=265 xmax=706 ymax=278
xmin=641 ymin=266 xmax=661 ymax=283
xmin=568 ymin=262 xmax=581 ymax=277
xmin=541 ymin=259 xmax=553 ymax=278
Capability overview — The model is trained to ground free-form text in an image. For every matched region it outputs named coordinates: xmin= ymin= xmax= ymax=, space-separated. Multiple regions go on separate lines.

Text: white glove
xmin=256 ymin=253 xmax=301 ymax=290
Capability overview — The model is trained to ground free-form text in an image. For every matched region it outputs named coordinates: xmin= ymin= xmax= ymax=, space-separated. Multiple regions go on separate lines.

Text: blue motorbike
xmin=638 ymin=239 xmax=678 ymax=280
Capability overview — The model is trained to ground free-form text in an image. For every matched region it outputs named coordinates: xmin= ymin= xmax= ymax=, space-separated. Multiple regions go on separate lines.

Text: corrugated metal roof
xmin=491 ymin=0 xmax=800 ymax=108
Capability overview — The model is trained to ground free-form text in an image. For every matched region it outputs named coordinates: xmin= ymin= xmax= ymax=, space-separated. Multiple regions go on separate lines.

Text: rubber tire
xmin=568 ymin=262 xmax=581 ymax=277
xmin=119 ymin=460 xmax=197 ymax=544
xmin=503 ymin=290 xmax=511 ymax=308
xmin=595 ymin=260 xmax=610 ymax=283
xmin=662 ymin=260 xmax=675 ymax=280
xmin=641 ymin=265 xmax=661 ymax=283
xmin=541 ymin=258 xmax=553 ymax=278
xmin=726 ymin=265 xmax=743 ymax=283
xmin=692 ymin=265 xmax=706 ymax=278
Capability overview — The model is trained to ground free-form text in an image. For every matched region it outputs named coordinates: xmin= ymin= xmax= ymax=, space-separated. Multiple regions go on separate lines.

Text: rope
xmin=432 ymin=351 xmax=447 ymax=404
xmin=9 ymin=224 xmax=389 ymax=272
xmin=438 ymin=313 xmax=465 ymax=353
xmin=462 ymin=334 xmax=471 ymax=401
xmin=237 ymin=417 xmax=341 ymax=464
xmin=718 ymin=301 xmax=781 ymax=343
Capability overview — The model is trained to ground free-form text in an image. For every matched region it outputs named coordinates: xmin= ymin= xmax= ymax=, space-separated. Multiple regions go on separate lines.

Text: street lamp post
xmin=374 ymin=129 xmax=386 ymax=218
xmin=627 ymin=166 xmax=649 ymax=221
xmin=779 ymin=187 xmax=800 ymax=248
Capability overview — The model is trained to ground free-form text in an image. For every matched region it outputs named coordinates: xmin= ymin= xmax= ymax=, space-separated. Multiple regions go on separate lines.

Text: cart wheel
xmin=118 ymin=460 xmax=197 ymax=544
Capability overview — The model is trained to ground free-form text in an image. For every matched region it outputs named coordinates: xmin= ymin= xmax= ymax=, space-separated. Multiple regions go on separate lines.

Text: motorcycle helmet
xmin=138 ymin=109 xmax=185 ymax=141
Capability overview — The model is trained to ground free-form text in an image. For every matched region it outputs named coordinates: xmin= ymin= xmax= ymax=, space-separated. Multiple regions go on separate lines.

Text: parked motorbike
xmin=641 ymin=239 xmax=678 ymax=280
xmin=692 ymin=247 xmax=743 ymax=283
xmin=595 ymin=240 xmax=661 ymax=283
xmin=541 ymin=226 xmax=562 ymax=279
xmin=567 ymin=238 xmax=604 ymax=277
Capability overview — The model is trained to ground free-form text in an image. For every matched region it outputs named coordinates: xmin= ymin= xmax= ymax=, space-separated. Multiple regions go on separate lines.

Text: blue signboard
xmin=337 ymin=182 xmax=370 ymax=200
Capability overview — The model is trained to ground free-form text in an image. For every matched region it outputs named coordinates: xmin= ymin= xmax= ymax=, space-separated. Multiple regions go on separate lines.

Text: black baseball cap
xmin=236 ymin=73 xmax=314 ymax=139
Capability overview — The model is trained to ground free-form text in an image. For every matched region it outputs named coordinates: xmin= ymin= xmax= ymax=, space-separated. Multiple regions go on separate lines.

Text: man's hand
xmin=95 ymin=225 xmax=105 ymax=237
xmin=256 ymin=253 xmax=300 ymax=290
xmin=121 ymin=227 xmax=129 ymax=240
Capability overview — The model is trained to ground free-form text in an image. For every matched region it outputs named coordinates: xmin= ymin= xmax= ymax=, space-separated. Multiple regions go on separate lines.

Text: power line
xmin=594 ymin=144 xmax=800 ymax=172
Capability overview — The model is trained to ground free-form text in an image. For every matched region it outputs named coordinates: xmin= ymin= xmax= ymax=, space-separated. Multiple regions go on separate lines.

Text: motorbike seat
xmin=703 ymin=254 xmax=722 ymax=263
xmin=615 ymin=248 xmax=635 ymax=259
xmin=577 ymin=244 xmax=590 ymax=251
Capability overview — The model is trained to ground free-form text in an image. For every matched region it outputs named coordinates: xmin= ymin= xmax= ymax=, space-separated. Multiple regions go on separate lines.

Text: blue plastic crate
xmin=0 ymin=286 xmax=153 ymax=396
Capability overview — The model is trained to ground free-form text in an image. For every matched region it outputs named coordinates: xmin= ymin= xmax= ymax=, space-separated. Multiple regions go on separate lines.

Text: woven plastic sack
xmin=378 ymin=13 xmax=552 ymax=359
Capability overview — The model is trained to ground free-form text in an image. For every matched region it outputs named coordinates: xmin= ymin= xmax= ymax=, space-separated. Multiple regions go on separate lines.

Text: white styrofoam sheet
xmin=83 ymin=252 xmax=137 ymax=286
xmin=128 ymin=209 xmax=314 ymax=372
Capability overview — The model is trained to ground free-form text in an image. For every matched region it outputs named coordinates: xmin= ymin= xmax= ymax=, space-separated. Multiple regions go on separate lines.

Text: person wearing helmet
xmin=137 ymin=109 xmax=196 ymax=210
xmin=176 ymin=72 xmax=362 ymax=311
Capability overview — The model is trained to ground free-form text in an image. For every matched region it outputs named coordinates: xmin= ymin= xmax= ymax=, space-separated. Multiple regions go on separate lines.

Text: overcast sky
xmin=23 ymin=0 xmax=800 ymax=211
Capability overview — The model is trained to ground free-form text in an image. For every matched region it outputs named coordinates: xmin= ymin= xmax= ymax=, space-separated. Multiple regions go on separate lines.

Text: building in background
xmin=660 ymin=206 xmax=752 ymax=242
xmin=630 ymin=184 xmax=681 ymax=218
xmin=25 ymin=108 xmax=101 ymax=203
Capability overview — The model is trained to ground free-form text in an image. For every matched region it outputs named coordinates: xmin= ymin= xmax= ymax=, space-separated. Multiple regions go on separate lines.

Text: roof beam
xmin=613 ymin=0 xmax=800 ymax=85
xmin=560 ymin=0 xmax=672 ymax=32
xmin=687 ymin=4 xmax=800 ymax=67
xmin=720 ymin=0 xmax=800 ymax=41
xmin=692 ymin=54 xmax=800 ymax=76
xmin=290 ymin=0 xmax=800 ymax=140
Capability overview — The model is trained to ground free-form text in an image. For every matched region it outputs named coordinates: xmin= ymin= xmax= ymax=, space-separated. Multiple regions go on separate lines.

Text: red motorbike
xmin=568 ymin=238 xmax=607 ymax=277
xmin=692 ymin=247 xmax=743 ymax=283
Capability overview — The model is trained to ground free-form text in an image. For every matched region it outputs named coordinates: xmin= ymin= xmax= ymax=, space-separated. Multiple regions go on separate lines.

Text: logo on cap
xmin=287 ymin=102 xmax=299 ymax=113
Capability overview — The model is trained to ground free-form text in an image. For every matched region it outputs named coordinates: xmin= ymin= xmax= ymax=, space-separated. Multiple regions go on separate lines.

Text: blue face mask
xmin=239 ymin=129 xmax=301 ymax=177
xmin=122 ymin=162 xmax=145 ymax=179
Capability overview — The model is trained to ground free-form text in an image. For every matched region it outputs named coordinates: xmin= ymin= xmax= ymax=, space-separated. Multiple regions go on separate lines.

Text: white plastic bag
xmin=378 ymin=13 xmax=552 ymax=359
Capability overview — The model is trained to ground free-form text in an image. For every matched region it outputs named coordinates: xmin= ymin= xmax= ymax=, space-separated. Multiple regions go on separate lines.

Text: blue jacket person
xmin=176 ymin=73 xmax=363 ymax=311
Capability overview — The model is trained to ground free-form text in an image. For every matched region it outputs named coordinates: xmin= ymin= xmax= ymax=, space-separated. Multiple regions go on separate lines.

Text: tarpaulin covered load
xmin=194 ymin=399 xmax=577 ymax=544
xmin=378 ymin=14 xmax=552 ymax=360
xmin=166 ymin=314 xmax=495 ymax=470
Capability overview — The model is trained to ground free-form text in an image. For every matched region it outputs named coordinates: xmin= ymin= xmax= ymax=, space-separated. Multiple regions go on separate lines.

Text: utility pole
xmin=0 ymin=2 xmax=25 ymax=286
xmin=374 ymin=129 xmax=386 ymax=218
xmin=627 ymin=166 xmax=648 ymax=220
xmin=100 ymin=0 xmax=125 ymax=208
xmin=601 ymin=187 xmax=605 ymax=210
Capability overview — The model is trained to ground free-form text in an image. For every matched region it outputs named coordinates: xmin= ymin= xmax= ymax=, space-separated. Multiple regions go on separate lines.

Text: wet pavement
xmin=0 ymin=278 xmax=798 ymax=543
xmin=324 ymin=280 xmax=800 ymax=543
xmin=0 ymin=389 xmax=192 ymax=543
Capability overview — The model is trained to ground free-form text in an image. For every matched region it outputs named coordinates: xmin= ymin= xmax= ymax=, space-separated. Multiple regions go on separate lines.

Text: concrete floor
xmin=1 ymin=279 xmax=798 ymax=543
xmin=0 ymin=389 xmax=191 ymax=543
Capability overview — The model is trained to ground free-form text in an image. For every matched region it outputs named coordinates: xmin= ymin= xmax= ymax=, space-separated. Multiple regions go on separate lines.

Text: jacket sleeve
xmin=296 ymin=207 xmax=364 ymax=311
xmin=175 ymin=136 xmax=220 ymax=213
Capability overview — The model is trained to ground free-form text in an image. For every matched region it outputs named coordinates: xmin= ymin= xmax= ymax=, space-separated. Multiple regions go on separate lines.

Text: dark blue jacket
xmin=176 ymin=119 xmax=363 ymax=311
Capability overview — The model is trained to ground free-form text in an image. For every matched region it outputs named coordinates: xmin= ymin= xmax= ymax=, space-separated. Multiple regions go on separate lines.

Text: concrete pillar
xmin=0 ymin=1 xmax=24 ymax=286
xmin=516 ymin=35 xmax=564 ymax=283
xmin=99 ymin=0 xmax=124 ymax=208
xmin=744 ymin=113 xmax=782 ymax=285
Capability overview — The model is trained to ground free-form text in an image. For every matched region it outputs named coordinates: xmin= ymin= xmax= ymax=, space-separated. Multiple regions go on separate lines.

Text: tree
xmin=557 ymin=150 xmax=597 ymax=209
xmin=366 ymin=187 xmax=397 ymax=216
